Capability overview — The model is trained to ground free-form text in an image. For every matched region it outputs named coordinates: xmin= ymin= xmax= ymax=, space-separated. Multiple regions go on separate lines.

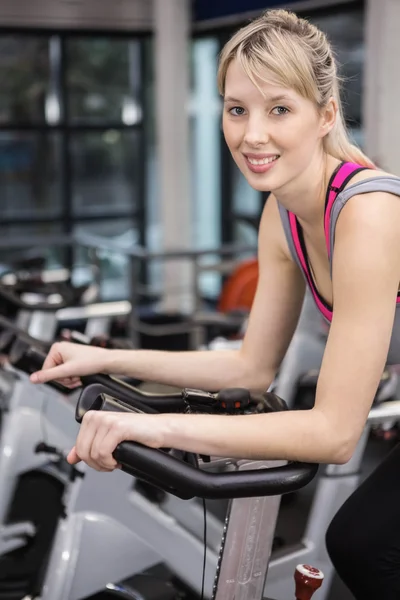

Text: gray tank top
xmin=277 ymin=164 xmax=400 ymax=365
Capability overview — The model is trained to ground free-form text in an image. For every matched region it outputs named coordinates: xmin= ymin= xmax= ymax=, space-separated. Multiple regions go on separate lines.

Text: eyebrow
xmin=224 ymin=94 xmax=292 ymax=104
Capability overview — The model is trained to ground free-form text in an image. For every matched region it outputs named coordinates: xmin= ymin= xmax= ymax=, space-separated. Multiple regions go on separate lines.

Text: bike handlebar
xmin=0 ymin=278 xmax=91 ymax=311
xmin=77 ymin=384 xmax=318 ymax=500
xmin=2 ymin=318 xmax=319 ymax=500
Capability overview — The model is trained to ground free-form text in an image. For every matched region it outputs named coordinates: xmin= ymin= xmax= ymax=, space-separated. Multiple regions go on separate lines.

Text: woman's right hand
xmin=29 ymin=341 xmax=110 ymax=388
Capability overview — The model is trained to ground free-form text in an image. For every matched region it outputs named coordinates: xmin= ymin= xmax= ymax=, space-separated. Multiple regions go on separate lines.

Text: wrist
xmin=155 ymin=414 xmax=174 ymax=448
xmin=102 ymin=348 xmax=125 ymax=375
xmin=161 ymin=414 xmax=181 ymax=449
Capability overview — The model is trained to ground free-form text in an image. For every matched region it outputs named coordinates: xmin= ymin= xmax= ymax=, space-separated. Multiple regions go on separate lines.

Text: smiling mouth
xmin=246 ymin=155 xmax=280 ymax=165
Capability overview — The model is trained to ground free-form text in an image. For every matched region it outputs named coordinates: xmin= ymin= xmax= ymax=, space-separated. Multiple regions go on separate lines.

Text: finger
xmin=57 ymin=377 xmax=81 ymax=388
xmin=41 ymin=344 xmax=64 ymax=371
xmin=97 ymin=424 xmax=124 ymax=470
xmin=90 ymin=422 xmax=115 ymax=470
xmin=30 ymin=363 xmax=76 ymax=384
xmin=69 ymin=379 xmax=82 ymax=389
xmin=67 ymin=445 xmax=113 ymax=472
xmin=67 ymin=446 xmax=81 ymax=464
xmin=75 ymin=411 xmax=99 ymax=470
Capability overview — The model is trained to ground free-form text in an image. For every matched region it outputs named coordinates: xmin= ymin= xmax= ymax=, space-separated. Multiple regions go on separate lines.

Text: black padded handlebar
xmin=79 ymin=375 xmax=185 ymax=414
xmin=0 ymin=278 xmax=90 ymax=311
xmin=112 ymin=443 xmax=318 ymax=500
xmin=76 ymin=384 xmax=318 ymax=500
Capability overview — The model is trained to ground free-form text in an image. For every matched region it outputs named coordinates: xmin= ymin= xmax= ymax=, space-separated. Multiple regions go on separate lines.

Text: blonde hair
xmin=218 ymin=9 xmax=375 ymax=169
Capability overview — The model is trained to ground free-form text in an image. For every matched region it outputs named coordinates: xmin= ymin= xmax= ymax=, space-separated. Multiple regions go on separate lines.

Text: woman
xmin=30 ymin=10 xmax=400 ymax=599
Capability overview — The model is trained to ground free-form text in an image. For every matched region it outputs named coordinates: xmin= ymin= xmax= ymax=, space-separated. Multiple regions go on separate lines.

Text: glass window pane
xmin=310 ymin=7 xmax=364 ymax=129
xmin=190 ymin=37 xmax=222 ymax=251
xmin=0 ymin=35 xmax=50 ymax=125
xmin=73 ymin=219 xmax=139 ymax=301
xmin=70 ymin=130 xmax=140 ymax=217
xmin=0 ymin=132 xmax=62 ymax=219
xmin=66 ymin=38 xmax=142 ymax=125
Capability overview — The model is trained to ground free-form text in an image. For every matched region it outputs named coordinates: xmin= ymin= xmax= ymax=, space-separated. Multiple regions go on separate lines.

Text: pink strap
xmin=324 ymin=162 xmax=363 ymax=258
xmin=288 ymin=212 xmax=333 ymax=322
xmin=288 ymin=161 xmax=400 ymax=316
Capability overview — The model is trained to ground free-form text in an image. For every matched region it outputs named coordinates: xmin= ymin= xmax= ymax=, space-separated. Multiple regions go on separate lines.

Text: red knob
xmin=294 ymin=564 xmax=324 ymax=599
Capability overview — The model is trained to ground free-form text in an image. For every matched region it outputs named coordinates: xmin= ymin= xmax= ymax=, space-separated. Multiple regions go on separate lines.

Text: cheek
xmin=279 ymin=118 xmax=320 ymax=152
xmin=222 ymin=117 xmax=242 ymax=150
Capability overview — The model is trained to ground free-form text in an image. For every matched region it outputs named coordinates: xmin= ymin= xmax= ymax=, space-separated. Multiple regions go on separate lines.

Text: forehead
xmin=224 ymin=58 xmax=300 ymax=103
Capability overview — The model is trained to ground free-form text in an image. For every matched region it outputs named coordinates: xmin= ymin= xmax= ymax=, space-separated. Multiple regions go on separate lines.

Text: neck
xmin=273 ymin=152 xmax=341 ymax=230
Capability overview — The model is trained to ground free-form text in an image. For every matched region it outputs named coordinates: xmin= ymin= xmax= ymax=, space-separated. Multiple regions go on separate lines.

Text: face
xmin=222 ymin=59 xmax=335 ymax=194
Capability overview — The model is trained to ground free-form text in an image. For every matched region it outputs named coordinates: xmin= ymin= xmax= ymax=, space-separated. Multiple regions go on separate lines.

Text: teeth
xmin=247 ymin=155 xmax=279 ymax=165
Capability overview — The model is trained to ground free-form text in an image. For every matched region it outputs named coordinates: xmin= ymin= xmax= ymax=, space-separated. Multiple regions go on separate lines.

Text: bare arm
xmin=31 ymin=196 xmax=305 ymax=391
xmin=102 ymin=195 xmax=306 ymax=390
xmin=62 ymin=191 xmax=400 ymax=470
xmin=156 ymin=191 xmax=400 ymax=463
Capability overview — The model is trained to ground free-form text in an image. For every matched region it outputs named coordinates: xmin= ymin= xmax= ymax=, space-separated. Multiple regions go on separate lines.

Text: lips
xmin=244 ymin=153 xmax=280 ymax=174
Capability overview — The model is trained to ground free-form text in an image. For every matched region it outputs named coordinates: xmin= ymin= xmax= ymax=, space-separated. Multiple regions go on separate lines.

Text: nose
xmin=243 ymin=115 xmax=269 ymax=147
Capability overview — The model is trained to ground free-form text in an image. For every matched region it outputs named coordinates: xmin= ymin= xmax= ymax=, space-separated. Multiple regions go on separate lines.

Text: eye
xmin=228 ymin=106 xmax=246 ymax=116
xmin=272 ymin=106 xmax=289 ymax=116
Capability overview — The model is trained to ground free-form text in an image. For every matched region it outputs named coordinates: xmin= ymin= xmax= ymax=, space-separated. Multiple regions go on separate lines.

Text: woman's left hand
xmin=67 ymin=410 xmax=167 ymax=471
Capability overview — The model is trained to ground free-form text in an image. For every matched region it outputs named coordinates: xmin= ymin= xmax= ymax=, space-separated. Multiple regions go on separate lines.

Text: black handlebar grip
xmin=80 ymin=375 xmax=184 ymax=413
xmin=76 ymin=383 xmax=159 ymax=422
xmin=0 ymin=282 xmax=74 ymax=311
xmin=112 ymin=441 xmax=319 ymax=500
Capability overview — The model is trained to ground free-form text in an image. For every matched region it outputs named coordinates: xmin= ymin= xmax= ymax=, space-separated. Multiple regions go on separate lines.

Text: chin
xmin=245 ymin=172 xmax=279 ymax=193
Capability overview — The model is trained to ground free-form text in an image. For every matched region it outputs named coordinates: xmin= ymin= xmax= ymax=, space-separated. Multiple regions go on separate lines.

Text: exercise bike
xmin=5 ymin=324 xmax=400 ymax=599
xmin=70 ymin=375 xmax=323 ymax=600
xmin=4 ymin=333 xmax=323 ymax=600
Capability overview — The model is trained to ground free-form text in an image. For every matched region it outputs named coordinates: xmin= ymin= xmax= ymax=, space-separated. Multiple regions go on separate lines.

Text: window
xmin=0 ymin=131 xmax=62 ymax=219
xmin=66 ymin=38 xmax=142 ymax=125
xmin=70 ymin=129 xmax=140 ymax=217
xmin=0 ymin=35 xmax=50 ymax=125
xmin=0 ymin=32 xmax=147 ymax=301
xmin=309 ymin=6 xmax=364 ymax=146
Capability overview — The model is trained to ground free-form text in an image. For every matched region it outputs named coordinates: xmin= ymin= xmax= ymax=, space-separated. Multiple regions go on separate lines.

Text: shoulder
xmin=336 ymin=166 xmax=400 ymax=239
xmin=333 ymin=189 xmax=400 ymax=285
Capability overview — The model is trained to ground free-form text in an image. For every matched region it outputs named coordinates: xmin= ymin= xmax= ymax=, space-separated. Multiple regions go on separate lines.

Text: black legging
xmin=326 ymin=442 xmax=400 ymax=599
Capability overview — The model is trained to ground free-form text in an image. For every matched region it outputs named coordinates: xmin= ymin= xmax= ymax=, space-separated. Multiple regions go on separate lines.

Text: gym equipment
xmin=4 ymin=333 xmax=320 ymax=600
xmin=5 ymin=325 xmax=400 ymax=599
xmin=0 ymin=315 xmax=132 ymax=596
xmin=0 ymin=333 xmax=221 ymax=598
xmin=263 ymin=401 xmax=400 ymax=599
xmin=0 ymin=261 xmax=132 ymax=344
xmin=0 ymin=267 xmax=98 ymax=342
xmin=71 ymin=380 xmax=321 ymax=600
xmin=0 ymin=319 xmax=81 ymax=598
xmin=74 ymin=377 xmax=400 ymax=600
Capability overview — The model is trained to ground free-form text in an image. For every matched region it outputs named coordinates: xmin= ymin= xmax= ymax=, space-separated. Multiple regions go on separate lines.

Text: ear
xmin=319 ymin=97 xmax=337 ymax=138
